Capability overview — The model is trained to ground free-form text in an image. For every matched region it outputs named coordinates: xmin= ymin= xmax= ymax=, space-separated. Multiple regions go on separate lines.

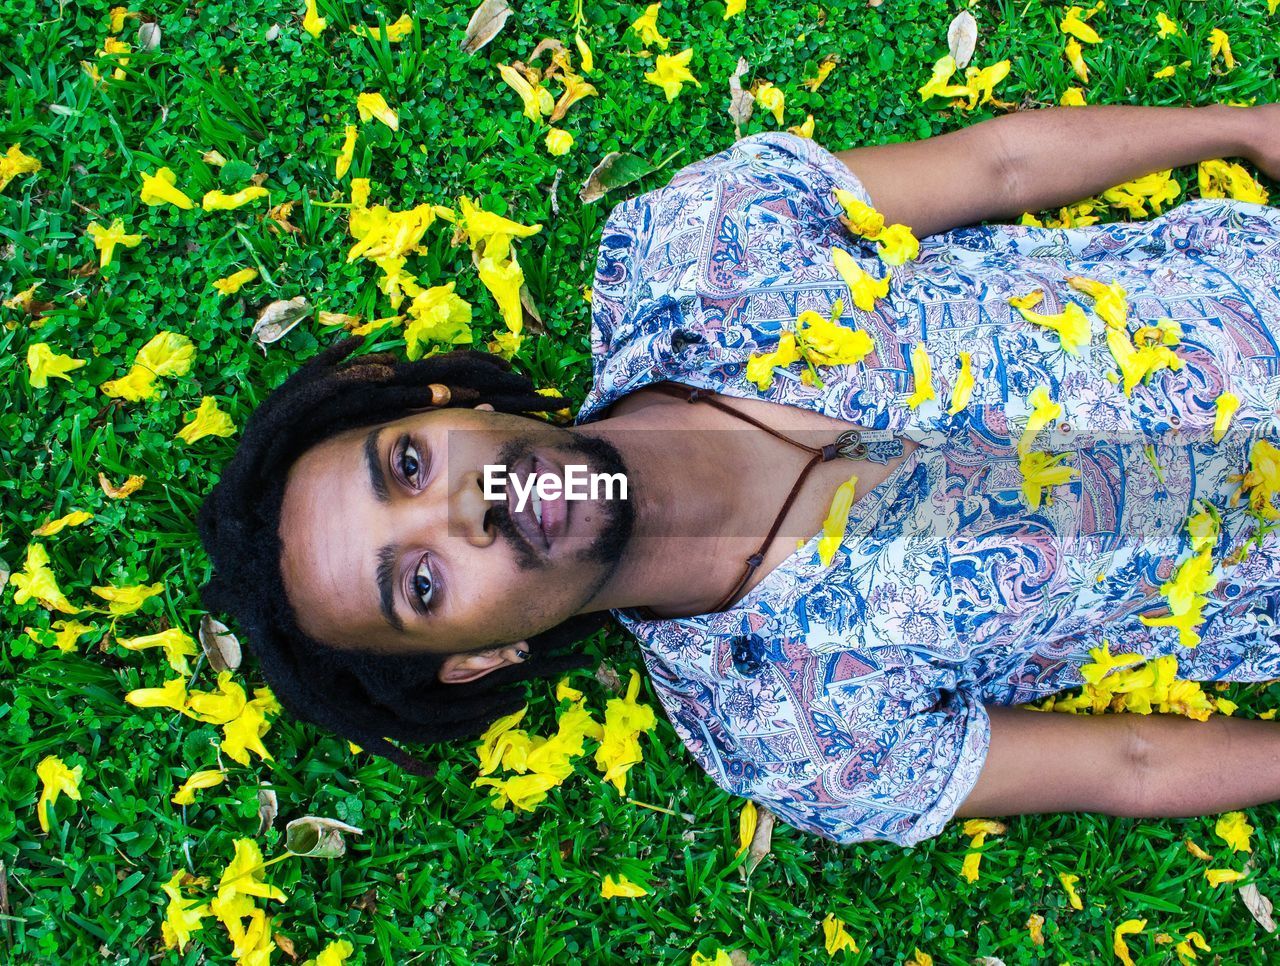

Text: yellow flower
xmin=600 ymin=873 xmax=650 ymax=898
xmin=1199 ymin=159 xmax=1269 ymax=205
xmin=691 ymin=952 xmax=732 ymax=966
xmin=904 ymin=949 xmax=933 ymax=966
xmin=1213 ymin=391 xmax=1240 ymax=444
xmin=202 ymin=186 xmax=269 ymax=210
xmin=1208 ymin=28 xmax=1234 ymax=72
xmin=832 ymin=247 xmax=890 ymax=312
xmin=555 ymin=677 xmax=585 ymax=704
xmin=1015 ymin=299 xmax=1092 ymax=355
xmin=1020 ymin=450 xmax=1077 ymax=510
xmin=1060 ymin=87 xmax=1087 ymax=106
xmin=160 ymin=871 xmax=212 ymax=952
xmin=1186 ymin=839 xmax=1213 ymax=860
xmin=335 ymin=124 xmax=358 ymax=180
xmin=1060 ymin=3 xmax=1104 ymax=44
xmin=645 ymin=49 xmax=699 ymax=102
xmin=478 ymin=253 xmax=526 ymax=335
xmin=947 ymin=352 xmax=974 ymax=415
xmin=1066 ymin=275 xmax=1128 ymax=329
xmin=215 ymin=839 xmax=286 ymax=936
xmin=9 ymin=543 xmax=77 ymax=613
xmin=1079 ymin=641 xmax=1145 ymax=686
xmin=35 ymin=755 xmax=83 ymax=833
xmin=957 ymin=60 xmax=1011 ymax=110
xmin=593 ymin=668 xmax=657 ymax=794
xmin=746 ymin=332 xmax=802 ymax=391
xmin=753 ymin=81 xmax=785 ymax=124
xmin=139 ymin=167 xmax=195 ymax=209
xmin=1063 ymin=38 xmax=1089 ymax=83
xmin=222 ymin=697 xmax=275 ymax=765
xmin=125 ymin=676 xmax=189 ymax=712
xmin=630 ymin=3 xmax=670 ymax=49
xmin=545 ymin=127 xmax=574 ymax=156
xmin=92 ymin=580 xmax=163 ymax=616
xmin=1205 ymin=868 xmax=1244 ymax=886
xmin=874 ymin=223 xmax=920 ymax=266
xmin=724 ymin=0 xmax=745 ymax=17
xmin=787 ymin=113 xmax=816 ymax=138
xmin=472 ymin=771 xmax=561 ymax=811
xmin=87 ymin=218 xmax=143 ymax=267
xmin=918 ymin=55 xmax=969 ymax=101
xmin=100 ymin=330 xmax=195 ymax=401
xmin=817 ymin=474 xmax=859 ymax=566
xmin=1174 ymin=931 xmax=1211 ymax=965
xmin=833 ymin=190 xmax=886 ymax=238
xmin=213 ymin=267 xmax=259 ymax=295
xmin=27 ymin=343 xmax=86 ymax=389
xmin=25 ymin=619 xmax=94 ymax=653
xmin=575 ymin=32 xmax=594 ymax=73
xmin=117 ymin=628 xmax=200 ymax=674
xmin=1059 ymin=872 xmax=1083 ymax=910
xmin=351 ymin=13 xmax=414 ymax=41
xmin=822 ymin=913 xmax=859 ymax=955
xmin=804 ymin=55 xmax=838 ymax=91
xmin=551 ymin=69 xmax=597 ymax=122
xmin=405 ymin=282 xmax=473 ymax=359
xmin=185 ymin=670 xmax=248 ymax=725
xmin=302 ymin=0 xmax=326 ymax=37
xmin=1229 ymin=438 xmax=1280 ymax=521
xmin=176 ymin=396 xmax=235 ymax=444
xmin=736 ymin=800 xmax=758 ymax=857
xmin=795 ymin=306 xmax=875 ymax=366
xmin=497 ymin=63 xmax=556 ymax=122
xmin=0 ymin=143 xmax=42 ymax=193
xmin=172 ymin=770 xmax=226 ymax=805
xmin=303 ymin=939 xmax=357 ymax=966
xmin=1155 ymin=11 xmax=1179 ymax=37
xmin=356 ymin=91 xmax=399 ymax=130
xmin=1101 ymin=169 xmax=1181 ymax=216
xmin=450 ymin=195 xmax=543 ymax=262
xmin=1215 ymin=811 xmax=1254 ymax=853
xmin=1186 ymin=501 xmax=1221 ymax=554
xmin=1114 ymin=918 xmax=1146 ymax=966
xmin=905 ymin=341 xmax=935 ymax=409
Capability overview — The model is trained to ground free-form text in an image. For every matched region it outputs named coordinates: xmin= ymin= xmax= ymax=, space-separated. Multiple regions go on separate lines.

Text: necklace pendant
xmin=833 ymin=429 xmax=904 ymax=465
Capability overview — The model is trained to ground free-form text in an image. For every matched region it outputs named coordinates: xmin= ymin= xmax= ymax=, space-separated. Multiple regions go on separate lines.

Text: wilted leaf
xmin=351 ymin=887 xmax=378 ymax=914
xmin=257 ymin=783 xmax=278 ymax=837
xmin=727 ymin=58 xmax=753 ymax=139
xmin=99 ymin=472 xmax=145 ymax=499
xmin=595 ymin=662 xmax=623 ymax=693
xmin=252 ymin=296 xmax=312 ymax=348
xmin=728 ymin=952 xmax=753 ymax=966
xmin=948 ymin=11 xmax=979 ymax=69
xmin=273 ymin=931 xmax=297 ymax=961
xmin=265 ymin=201 xmax=300 ymax=235
xmin=973 ymin=959 xmax=1007 ymax=966
xmin=137 ymin=21 xmax=161 ymax=50
xmin=0 ymin=558 xmax=9 ymax=589
xmin=1241 ymin=857 xmax=1277 ymax=932
xmin=740 ymin=805 xmax=775 ymax=878
xmin=580 ymin=149 xmax=681 ymax=204
xmin=461 ymin=0 xmax=511 ymax=55
xmin=199 ymin=614 xmax=242 ymax=672
xmin=285 ymin=815 xmax=364 ymax=858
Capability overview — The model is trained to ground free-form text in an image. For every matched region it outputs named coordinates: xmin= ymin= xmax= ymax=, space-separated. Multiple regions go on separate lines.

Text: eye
xmin=398 ymin=438 xmax=425 ymax=486
xmin=413 ymin=555 xmax=435 ymax=610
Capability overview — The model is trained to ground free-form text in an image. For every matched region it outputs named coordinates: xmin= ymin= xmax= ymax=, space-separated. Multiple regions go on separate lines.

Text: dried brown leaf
xmin=461 ymin=0 xmax=511 ymax=55
xmin=352 ymin=887 xmax=378 ymax=914
xmin=137 ymin=21 xmax=161 ymax=50
xmin=1241 ymin=857 xmax=1277 ymax=932
xmin=285 ymin=815 xmax=364 ymax=858
xmin=273 ymin=932 xmax=298 ymax=961
xmin=266 ymin=201 xmax=300 ymax=235
xmin=741 ymin=805 xmax=775 ymax=878
xmin=257 ymin=783 xmax=278 ymax=837
xmin=199 ymin=614 xmax=242 ymax=672
xmin=727 ymin=58 xmax=753 ymax=140
xmin=252 ymin=296 xmax=312 ymax=348
xmin=0 ymin=559 xmax=9 ymax=590
xmin=595 ymin=662 xmax=623 ymax=693
xmin=948 ymin=12 xmax=979 ymax=69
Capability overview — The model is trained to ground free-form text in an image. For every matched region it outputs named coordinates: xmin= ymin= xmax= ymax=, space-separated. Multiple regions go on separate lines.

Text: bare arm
xmin=957 ymin=704 xmax=1280 ymax=820
xmin=831 ymin=103 xmax=1272 ymax=237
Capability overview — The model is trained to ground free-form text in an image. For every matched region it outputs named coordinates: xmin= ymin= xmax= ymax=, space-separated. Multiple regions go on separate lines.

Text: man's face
xmin=278 ymin=406 xmax=633 ymax=655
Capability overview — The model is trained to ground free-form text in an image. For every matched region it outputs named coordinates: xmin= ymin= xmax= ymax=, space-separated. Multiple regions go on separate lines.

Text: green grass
xmin=2 ymin=0 xmax=1279 ymax=963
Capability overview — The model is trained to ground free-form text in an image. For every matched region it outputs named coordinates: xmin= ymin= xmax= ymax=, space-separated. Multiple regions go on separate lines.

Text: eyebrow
xmin=364 ymin=428 xmax=390 ymax=504
xmin=375 ymin=544 xmax=405 ymax=633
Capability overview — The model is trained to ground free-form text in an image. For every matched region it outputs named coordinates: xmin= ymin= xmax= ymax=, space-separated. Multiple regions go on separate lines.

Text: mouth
xmin=508 ymin=452 xmax=569 ymax=554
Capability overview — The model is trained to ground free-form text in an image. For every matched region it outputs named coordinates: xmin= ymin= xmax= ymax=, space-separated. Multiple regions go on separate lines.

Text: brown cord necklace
xmin=633 ymin=382 xmax=905 ymax=618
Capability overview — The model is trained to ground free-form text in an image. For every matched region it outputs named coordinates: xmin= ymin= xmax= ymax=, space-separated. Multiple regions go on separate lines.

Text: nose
xmin=450 ymin=469 xmax=498 ymax=548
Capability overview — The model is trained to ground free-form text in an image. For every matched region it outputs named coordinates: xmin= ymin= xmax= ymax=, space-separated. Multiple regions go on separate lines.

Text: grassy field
xmin=3 ymin=0 xmax=1280 ymax=962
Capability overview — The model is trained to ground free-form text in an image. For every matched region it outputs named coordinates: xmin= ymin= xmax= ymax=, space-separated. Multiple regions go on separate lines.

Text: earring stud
xmin=428 ymin=383 xmax=451 ymax=406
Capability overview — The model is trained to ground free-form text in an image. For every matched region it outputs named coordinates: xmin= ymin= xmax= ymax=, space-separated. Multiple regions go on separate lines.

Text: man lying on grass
xmin=199 ymin=102 xmax=1280 ymax=846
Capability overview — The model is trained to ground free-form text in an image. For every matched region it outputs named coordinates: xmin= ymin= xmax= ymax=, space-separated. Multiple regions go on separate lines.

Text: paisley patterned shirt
xmin=574 ymin=131 xmax=1280 ymax=847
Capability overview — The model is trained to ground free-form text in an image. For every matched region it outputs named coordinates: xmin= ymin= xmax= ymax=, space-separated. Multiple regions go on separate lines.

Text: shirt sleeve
xmin=748 ymin=678 xmax=992 ymax=847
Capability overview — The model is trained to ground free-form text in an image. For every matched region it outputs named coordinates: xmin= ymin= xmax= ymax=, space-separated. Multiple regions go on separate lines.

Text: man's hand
xmin=957 ymin=703 xmax=1280 ymax=822
xmin=833 ymin=103 xmax=1268 ymax=237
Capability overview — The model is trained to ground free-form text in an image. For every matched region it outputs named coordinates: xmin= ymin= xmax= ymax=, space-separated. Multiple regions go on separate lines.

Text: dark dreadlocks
xmin=196 ymin=335 xmax=611 ymax=777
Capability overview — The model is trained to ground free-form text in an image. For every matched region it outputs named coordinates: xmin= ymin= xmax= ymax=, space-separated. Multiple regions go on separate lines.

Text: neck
xmin=568 ymin=399 xmax=773 ymax=617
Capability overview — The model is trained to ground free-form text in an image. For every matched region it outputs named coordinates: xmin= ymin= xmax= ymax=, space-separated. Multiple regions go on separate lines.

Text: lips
xmin=507 ymin=454 xmax=547 ymax=553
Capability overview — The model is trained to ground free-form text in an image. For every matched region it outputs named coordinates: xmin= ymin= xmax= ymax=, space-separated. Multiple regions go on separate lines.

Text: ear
xmin=436 ymin=641 xmax=529 ymax=684
xmin=473 ymin=403 xmax=495 ymax=412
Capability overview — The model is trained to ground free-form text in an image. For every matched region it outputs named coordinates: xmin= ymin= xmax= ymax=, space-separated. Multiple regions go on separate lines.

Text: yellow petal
xmin=1114 ymin=918 xmax=1147 ymax=966
xmin=139 ymin=167 xmax=194 ymax=209
xmin=91 ymin=581 xmax=163 ymax=615
xmin=202 ymin=186 xmax=269 ymax=211
xmin=816 ymin=474 xmax=859 ymax=566
xmin=356 ymin=91 xmax=399 ymax=130
xmin=1214 ymin=811 xmax=1254 ymax=853
xmin=735 ymin=800 xmax=757 ymax=857
xmin=644 ymin=49 xmax=699 ymax=102
xmin=1059 ymin=872 xmax=1083 ymax=910
xmin=822 ymin=913 xmax=859 ymax=955
xmin=32 ymin=510 xmax=92 ymax=537
xmin=947 ymin=351 xmax=974 ymax=415
xmin=905 ymin=341 xmax=935 ymax=409
xmin=212 ymin=267 xmax=259 ymax=295
xmin=1205 ymin=868 xmax=1245 ymax=886
xmin=27 ymin=343 xmax=86 ymax=389
xmin=600 ymin=873 xmax=650 ymax=898
xmin=545 ymin=127 xmax=574 ymax=156
xmin=176 ymin=396 xmax=236 ymax=444
xmin=302 ymin=0 xmax=327 ymax=37
xmin=172 ymin=769 xmax=226 ymax=806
